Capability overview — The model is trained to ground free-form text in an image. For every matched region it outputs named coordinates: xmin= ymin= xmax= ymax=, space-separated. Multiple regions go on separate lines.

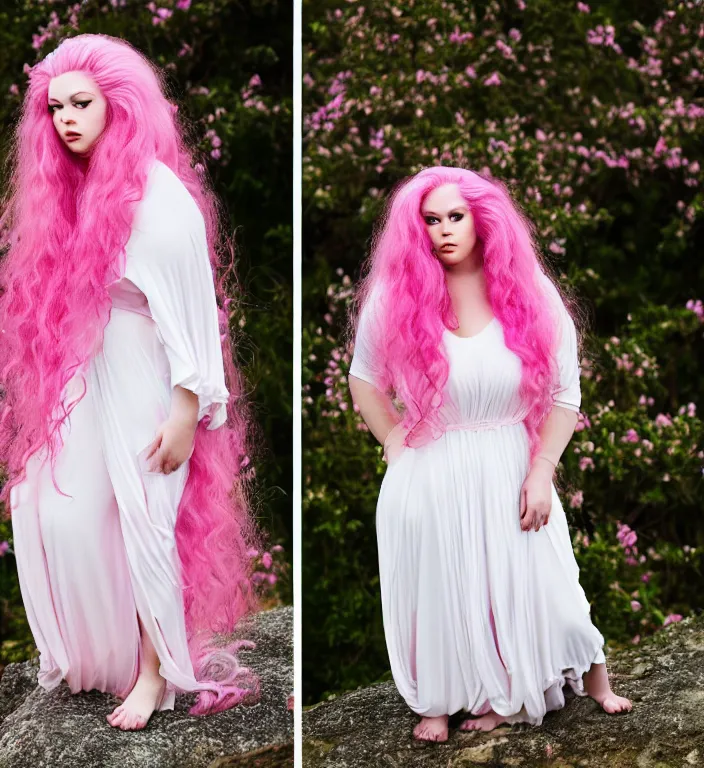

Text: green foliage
xmin=302 ymin=0 xmax=704 ymax=704
xmin=0 ymin=0 xmax=292 ymax=667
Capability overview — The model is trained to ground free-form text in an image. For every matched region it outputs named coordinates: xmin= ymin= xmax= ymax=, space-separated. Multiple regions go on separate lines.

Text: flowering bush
xmin=0 ymin=0 xmax=292 ymax=667
xmin=302 ymin=0 xmax=703 ymax=704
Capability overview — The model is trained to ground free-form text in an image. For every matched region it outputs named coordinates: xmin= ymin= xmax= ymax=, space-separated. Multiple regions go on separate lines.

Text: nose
xmin=60 ymin=112 xmax=75 ymax=125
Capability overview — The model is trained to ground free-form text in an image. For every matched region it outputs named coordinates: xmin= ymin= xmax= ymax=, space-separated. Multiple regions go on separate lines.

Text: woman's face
xmin=48 ymin=71 xmax=107 ymax=156
xmin=421 ymin=183 xmax=479 ymax=268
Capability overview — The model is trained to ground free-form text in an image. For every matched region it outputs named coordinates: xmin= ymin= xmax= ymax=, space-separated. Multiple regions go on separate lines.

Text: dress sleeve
xmin=123 ymin=199 xmax=229 ymax=431
xmin=538 ymin=271 xmax=582 ymax=413
xmin=349 ymin=292 xmax=383 ymax=390
xmin=552 ymin=304 xmax=581 ymax=413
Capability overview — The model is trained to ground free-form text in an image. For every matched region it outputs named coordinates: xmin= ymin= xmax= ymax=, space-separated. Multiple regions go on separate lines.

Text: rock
xmin=0 ymin=606 xmax=292 ymax=768
xmin=303 ymin=614 xmax=704 ymax=768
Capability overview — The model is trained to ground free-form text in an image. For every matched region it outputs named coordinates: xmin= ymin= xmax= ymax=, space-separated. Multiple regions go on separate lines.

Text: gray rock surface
xmin=303 ymin=614 xmax=704 ymax=767
xmin=0 ymin=606 xmax=292 ymax=768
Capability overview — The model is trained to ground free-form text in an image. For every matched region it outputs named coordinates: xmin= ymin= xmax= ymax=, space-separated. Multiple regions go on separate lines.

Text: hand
xmin=145 ymin=417 xmax=197 ymax=475
xmin=382 ymin=421 xmax=406 ymax=464
xmin=519 ymin=460 xmax=554 ymax=532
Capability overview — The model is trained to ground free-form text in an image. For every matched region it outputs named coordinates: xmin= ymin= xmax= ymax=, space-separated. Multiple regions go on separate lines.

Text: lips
xmin=440 ymin=243 xmax=457 ymax=250
xmin=64 ymin=132 xmax=82 ymax=141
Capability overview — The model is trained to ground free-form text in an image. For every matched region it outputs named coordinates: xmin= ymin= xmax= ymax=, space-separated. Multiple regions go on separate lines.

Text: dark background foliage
xmin=302 ymin=0 xmax=703 ymax=704
xmin=0 ymin=0 xmax=292 ymax=668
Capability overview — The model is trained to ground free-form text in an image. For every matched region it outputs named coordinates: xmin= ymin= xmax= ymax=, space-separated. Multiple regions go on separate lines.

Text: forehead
xmin=48 ymin=71 xmax=100 ymax=100
xmin=422 ymin=183 xmax=466 ymax=213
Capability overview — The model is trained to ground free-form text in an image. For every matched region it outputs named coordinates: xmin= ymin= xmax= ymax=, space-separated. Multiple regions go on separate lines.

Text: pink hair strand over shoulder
xmin=0 ymin=34 xmax=260 ymax=714
xmin=351 ymin=166 xmax=584 ymax=461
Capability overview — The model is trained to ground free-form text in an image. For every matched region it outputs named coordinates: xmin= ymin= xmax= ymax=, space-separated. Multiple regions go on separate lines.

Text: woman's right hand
xmin=383 ymin=421 xmax=407 ymax=464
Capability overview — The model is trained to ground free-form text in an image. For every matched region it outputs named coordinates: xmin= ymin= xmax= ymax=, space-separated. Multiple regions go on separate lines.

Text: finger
xmin=521 ymin=509 xmax=531 ymax=531
xmin=152 ymin=448 xmax=167 ymax=474
xmin=145 ymin=435 xmax=162 ymax=460
xmin=519 ymin=487 xmax=527 ymax=518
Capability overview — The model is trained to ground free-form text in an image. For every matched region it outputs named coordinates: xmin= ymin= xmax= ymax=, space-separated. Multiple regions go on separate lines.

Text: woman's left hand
xmin=145 ymin=416 xmax=197 ymax=475
xmin=519 ymin=461 xmax=554 ymax=532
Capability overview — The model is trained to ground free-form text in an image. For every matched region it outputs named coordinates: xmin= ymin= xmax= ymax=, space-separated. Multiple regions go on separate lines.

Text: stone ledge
xmin=303 ymin=614 xmax=704 ymax=768
xmin=0 ymin=606 xmax=293 ymax=768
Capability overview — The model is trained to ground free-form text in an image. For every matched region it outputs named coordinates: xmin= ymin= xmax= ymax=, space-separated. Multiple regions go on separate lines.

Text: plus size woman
xmin=348 ymin=167 xmax=631 ymax=742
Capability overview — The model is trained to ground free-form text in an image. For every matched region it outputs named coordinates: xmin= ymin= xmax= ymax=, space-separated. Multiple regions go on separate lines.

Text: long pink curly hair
xmin=352 ymin=166 xmax=584 ymax=462
xmin=0 ymin=34 xmax=260 ymax=714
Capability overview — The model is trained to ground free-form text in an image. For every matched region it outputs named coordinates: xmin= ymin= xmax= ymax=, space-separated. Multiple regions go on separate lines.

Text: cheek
xmin=460 ymin=218 xmax=476 ymax=242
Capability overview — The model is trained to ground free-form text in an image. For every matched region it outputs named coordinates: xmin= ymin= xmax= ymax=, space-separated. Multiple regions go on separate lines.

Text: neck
xmin=443 ymin=243 xmax=484 ymax=282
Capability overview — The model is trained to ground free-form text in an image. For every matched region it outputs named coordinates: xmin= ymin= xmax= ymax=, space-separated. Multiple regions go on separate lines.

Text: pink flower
xmin=8 ymin=84 xmax=19 ymax=96
xmin=483 ymin=71 xmax=502 ymax=87
xmin=156 ymin=7 xmax=173 ymax=19
xmin=262 ymin=552 xmax=273 ymax=569
xmin=177 ymin=0 xmax=191 ymax=8
xmin=654 ymin=136 xmax=668 ymax=156
xmin=249 ymin=74 xmax=262 ymax=88
xmin=0 ymin=541 xmax=9 ymax=556
xmin=210 ymin=148 xmax=221 ymax=160
xmin=630 ymin=600 xmax=641 ymax=611
xmin=569 ymin=490 xmax=583 ymax=508
xmin=579 ymin=457 xmax=594 ymax=471
xmin=577 ymin=2 xmax=590 ymax=12
xmin=663 ymin=613 xmax=683 ymax=627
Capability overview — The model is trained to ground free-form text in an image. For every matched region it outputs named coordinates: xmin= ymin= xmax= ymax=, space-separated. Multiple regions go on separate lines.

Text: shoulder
xmin=130 ymin=159 xmax=206 ymax=242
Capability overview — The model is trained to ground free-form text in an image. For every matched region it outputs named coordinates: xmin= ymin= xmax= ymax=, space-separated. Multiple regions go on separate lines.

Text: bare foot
xmin=460 ymin=710 xmax=507 ymax=732
xmin=413 ymin=715 xmax=449 ymax=742
xmin=590 ymin=691 xmax=633 ymax=714
xmin=583 ymin=662 xmax=632 ymax=714
xmin=106 ymin=673 xmax=166 ymax=731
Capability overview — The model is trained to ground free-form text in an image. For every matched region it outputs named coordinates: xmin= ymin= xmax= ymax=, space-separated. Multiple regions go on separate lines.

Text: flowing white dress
xmin=10 ymin=159 xmax=229 ymax=710
xmin=349 ymin=282 xmax=606 ymax=725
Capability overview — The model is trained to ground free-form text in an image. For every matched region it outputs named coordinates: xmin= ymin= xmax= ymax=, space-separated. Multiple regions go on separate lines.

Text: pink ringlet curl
xmin=0 ymin=34 xmax=261 ymax=715
xmin=349 ymin=165 xmax=586 ymax=462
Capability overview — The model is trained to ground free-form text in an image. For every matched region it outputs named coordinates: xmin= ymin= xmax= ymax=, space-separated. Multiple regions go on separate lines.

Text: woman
xmin=0 ymin=34 xmax=259 ymax=731
xmin=348 ymin=167 xmax=632 ymax=742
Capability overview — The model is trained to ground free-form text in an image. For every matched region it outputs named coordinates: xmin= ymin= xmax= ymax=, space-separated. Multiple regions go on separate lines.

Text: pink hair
xmin=351 ymin=166 xmax=584 ymax=462
xmin=0 ymin=34 xmax=260 ymax=714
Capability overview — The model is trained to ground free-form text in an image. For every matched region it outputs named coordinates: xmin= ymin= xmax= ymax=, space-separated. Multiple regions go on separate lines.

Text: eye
xmin=424 ymin=215 xmax=439 ymax=225
xmin=48 ymin=104 xmax=60 ymax=113
xmin=74 ymin=100 xmax=92 ymax=109
xmin=450 ymin=212 xmax=464 ymax=222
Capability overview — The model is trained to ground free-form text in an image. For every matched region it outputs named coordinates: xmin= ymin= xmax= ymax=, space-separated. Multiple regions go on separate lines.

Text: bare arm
xmin=533 ymin=404 xmax=579 ymax=473
xmin=146 ymin=385 xmax=199 ymax=475
xmin=169 ymin=384 xmax=199 ymax=429
xmin=520 ymin=403 xmax=579 ymax=532
xmin=348 ymin=374 xmax=401 ymax=446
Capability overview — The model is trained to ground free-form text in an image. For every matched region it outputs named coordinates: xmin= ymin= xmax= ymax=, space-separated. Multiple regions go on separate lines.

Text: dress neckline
xmin=443 ymin=316 xmax=498 ymax=341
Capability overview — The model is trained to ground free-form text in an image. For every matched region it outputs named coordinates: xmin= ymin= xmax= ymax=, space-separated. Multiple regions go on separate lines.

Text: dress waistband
xmin=443 ymin=415 xmax=525 ymax=432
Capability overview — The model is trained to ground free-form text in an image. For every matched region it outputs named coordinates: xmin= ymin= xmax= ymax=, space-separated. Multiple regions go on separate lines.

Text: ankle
xmin=136 ymin=669 xmax=165 ymax=685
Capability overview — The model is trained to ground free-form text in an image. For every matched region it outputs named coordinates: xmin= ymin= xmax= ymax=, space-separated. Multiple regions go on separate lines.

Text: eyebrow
xmin=48 ymin=91 xmax=95 ymax=103
xmin=422 ymin=205 xmax=468 ymax=216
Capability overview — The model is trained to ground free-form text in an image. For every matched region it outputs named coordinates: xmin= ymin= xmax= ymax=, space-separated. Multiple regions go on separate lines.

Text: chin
xmin=438 ymin=252 xmax=472 ymax=267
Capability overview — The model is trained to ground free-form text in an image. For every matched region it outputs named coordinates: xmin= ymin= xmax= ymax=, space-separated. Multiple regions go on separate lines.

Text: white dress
xmin=10 ymin=159 xmax=230 ymax=710
xmin=349 ymin=284 xmax=606 ymax=725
